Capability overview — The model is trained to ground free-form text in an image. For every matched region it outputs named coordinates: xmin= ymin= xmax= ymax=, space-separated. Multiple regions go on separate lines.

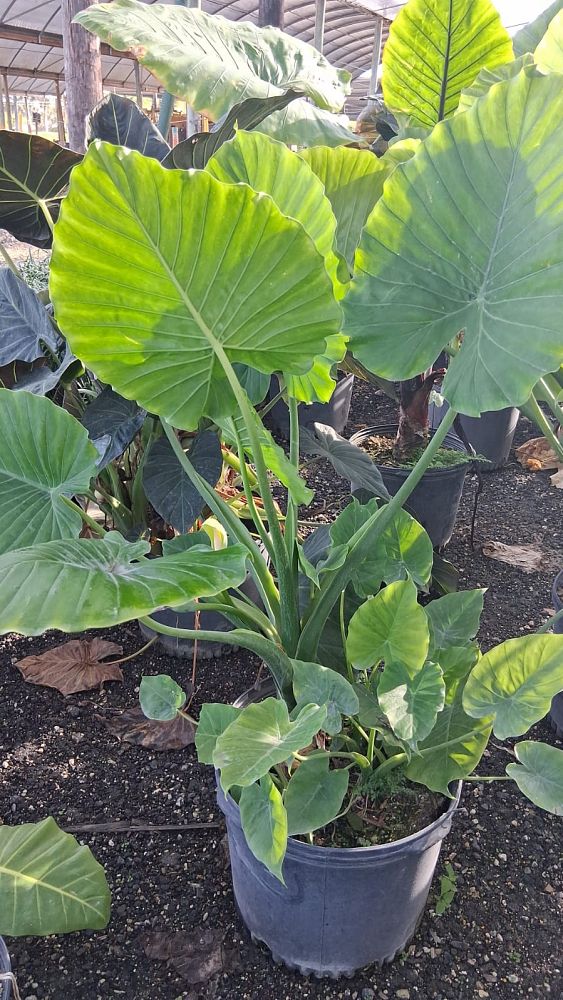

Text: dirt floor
xmin=1 ymin=381 xmax=562 ymax=1000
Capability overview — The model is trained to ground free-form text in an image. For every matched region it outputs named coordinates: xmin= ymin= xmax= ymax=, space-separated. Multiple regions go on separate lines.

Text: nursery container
xmin=549 ymin=569 xmax=563 ymax=738
xmin=429 ymin=403 xmax=519 ymax=471
xmin=139 ymin=555 xmax=264 ymax=658
xmin=265 ymin=374 xmax=354 ymax=436
xmin=349 ymin=424 xmax=468 ymax=548
xmin=217 ymin=682 xmax=461 ymax=978
xmin=0 ymin=938 xmax=11 ymax=1000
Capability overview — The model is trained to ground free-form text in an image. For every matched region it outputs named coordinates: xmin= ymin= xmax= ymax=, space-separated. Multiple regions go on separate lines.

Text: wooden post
xmin=368 ymin=16 xmax=383 ymax=102
xmin=134 ymin=61 xmax=143 ymax=107
xmin=61 ymin=0 xmax=103 ymax=151
xmin=258 ymin=0 xmax=284 ymax=28
xmin=24 ymin=94 xmax=32 ymax=132
xmin=0 ymin=92 xmax=4 ymax=129
xmin=314 ymin=0 xmax=327 ymax=52
xmin=55 ymin=79 xmax=66 ymax=144
xmin=2 ymin=75 xmax=12 ymax=129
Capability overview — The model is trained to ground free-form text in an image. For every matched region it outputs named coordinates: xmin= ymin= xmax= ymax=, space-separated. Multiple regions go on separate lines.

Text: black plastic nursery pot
xmin=0 ymin=938 xmax=11 ymax=1000
xmin=549 ymin=569 xmax=563 ymax=738
xmin=139 ymin=562 xmax=263 ymax=658
xmin=217 ymin=682 xmax=461 ymax=978
xmin=265 ymin=374 xmax=354 ymax=436
xmin=349 ymin=424 xmax=468 ymax=549
xmin=429 ymin=402 xmax=520 ymax=471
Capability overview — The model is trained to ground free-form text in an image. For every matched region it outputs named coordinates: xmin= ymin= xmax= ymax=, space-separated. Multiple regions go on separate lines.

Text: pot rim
xmin=226 ymin=680 xmax=462 ymax=860
xmin=349 ymin=423 xmax=469 ymax=476
xmin=553 ymin=569 xmax=563 ymax=611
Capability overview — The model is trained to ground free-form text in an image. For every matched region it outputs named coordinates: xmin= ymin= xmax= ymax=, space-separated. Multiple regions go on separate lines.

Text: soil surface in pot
xmin=360 ymin=433 xmax=468 ymax=469
xmin=1 ymin=380 xmax=562 ymax=1000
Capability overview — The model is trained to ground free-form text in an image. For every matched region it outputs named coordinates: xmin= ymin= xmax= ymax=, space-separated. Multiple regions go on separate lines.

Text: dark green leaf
xmin=81 ymin=386 xmax=146 ymax=469
xmin=87 ymin=94 xmax=170 ymax=160
xmin=195 ymin=704 xmax=240 ymax=764
xmin=0 ymin=269 xmax=59 ymax=364
xmin=143 ymin=432 xmax=222 ymax=533
xmin=0 ymin=132 xmax=80 ymax=247
xmin=300 ymin=424 xmax=390 ymax=500
xmin=285 ymin=755 xmax=348 ymax=836
xmin=292 ymin=659 xmax=359 ymax=735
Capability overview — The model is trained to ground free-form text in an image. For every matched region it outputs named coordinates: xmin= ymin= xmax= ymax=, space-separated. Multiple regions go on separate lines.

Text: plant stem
xmin=0 ymin=243 xmax=23 ymax=279
xmin=297 ymin=407 xmax=459 ymax=660
xmin=60 ymin=496 xmax=106 ymax=537
xmin=339 ymin=590 xmax=354 ymax=684
xmin=231 ymin=420 xmax=275 ymax=563
xmin=373 ymin=722 xmax=492 ymax=779
xmin=38 ymin=198 xmax=55 ymax=232
xmin=538 ymin=376 xmax=563 ymax=428
xmin=105 ymin=635 xmax=157 ymax=665
xmin=221 ymin=447 xmax=259 ymax=489
xmin=285 ymin=394 xmax=300 ymax=562
xmin=274 ymin=763 xmax=289 ymax=789
xmin=463 ymin=775 xmax=511 ymax=783
xmin=524 ymin=392 xmax=563 ymax=463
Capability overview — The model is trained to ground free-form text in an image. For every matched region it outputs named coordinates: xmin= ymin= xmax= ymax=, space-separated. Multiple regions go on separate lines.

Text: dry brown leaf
xmin=16 ymin=639 xmax=123 ymax=695
xmin=482 ymin=541 xmax=560 ymax=574
xmin=141 ymin=928 xmax=240 ymax=985
xmin=550 ymin=468 xmax=563 ymax=489
xmin=100 ymin=706 xmax=195 ymax=750
xmin=516 ymin=437 xmax=559 ymax=471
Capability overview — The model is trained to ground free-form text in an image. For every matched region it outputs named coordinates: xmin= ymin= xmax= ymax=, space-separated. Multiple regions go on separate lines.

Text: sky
xmin=378 ymin=1 xmax=556 ymax=32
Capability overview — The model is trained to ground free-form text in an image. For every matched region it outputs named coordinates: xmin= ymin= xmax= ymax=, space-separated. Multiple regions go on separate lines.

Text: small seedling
xmin=435 ymin=862 xmax=458 ymax=916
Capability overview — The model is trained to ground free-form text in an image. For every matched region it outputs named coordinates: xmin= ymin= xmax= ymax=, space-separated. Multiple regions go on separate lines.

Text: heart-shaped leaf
xmin=214 ymin=698 xmax=327 ymax=791
xmin=87 ymin=93 xmax=170 ymax=160
xmin=165 ymin=91 xmax=301 ymax=170
xmin=438 ymin=643 xmax=480 ymax=702
xmin=140 ymin=674 xmax=187 ymax=722
xmin=102 ymin=705 xmax=195 ymax=751
xmin=284 ymin=755 xmax=349 ymax=836
xmin=255 ymin=100 xmax=357 ymax=148
xmin=81 ymin=385 xmax=146 ymax=469
xmin=291 ymin=659 xmax=359 ymax=735
xmin=513 ymin=0 xmax=563 ymax=56
xmin=299 ymin=146 xmax=389 ymax=271
xmin=378 ymin=659 xmax=445 ymax=748
xmin=406 ymin=685 xmax=491 ymax=795
xmin=506 ymin=741 xmax=563 ymax=815
xmin=358 ymin=506 xmax=433 ymax=594
xmin=76 ymin=0 xmax=350 ymax=116
xmin=425 ymin=590 xmax=485 ymax=654
xmin=0 ymin=389 xmax=99 ymax=554
xmin=344 ymin=72 xmax=563 ymax=416
xmin=195 ymin=704 xmax=240 ymax=764
xmin=0 ymin=269 xmax=60 ymax=365
xmin=300 ymin=424 xmax=390 ymax=500
xmin=462 ymin=634 xmax=563 ymax=739
xmin=239 ymin=775 xmax=288 ymax=883
xmin=0 ymin=818 xmax=110 ymax=936
xmin=143 ymin=432 xmax=223 ymax=533
xmin=0 ymin=132 xmax=81 ymax=247
xmin=16 ymin=638 xmax=123 ymax=694
xmin=382 ymin=0 xmax=513 ymax=127
xmin=0 ymin=532 xmax=248 ymax=635
xmin=457 ymin=54 xmax=535 ymax=114
xmin=347 ymin=579 xmax=430 ymax=672
xmin=9 ymin=340 xmax=78 ymax=396
xmin=535 ymin=9 xmax=563 ymax=72
xmin=50 ymin=142 xmax=341 ymax=430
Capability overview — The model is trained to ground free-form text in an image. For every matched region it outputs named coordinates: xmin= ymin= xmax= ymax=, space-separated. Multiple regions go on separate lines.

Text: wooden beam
xmin=258 ymin=0 xmax=284 ymax=28
xmin=55 ymin=79 xmax=66 ymax=145
xmin=61 ymin=0 xmax=103 ymax=151
xmin=134 ymin=60 xmax=142 ymax=106
xmin=0 ymin=21 xmax=131 ymax=59
xmin=0 ymin=64 xmax=160 ymax=94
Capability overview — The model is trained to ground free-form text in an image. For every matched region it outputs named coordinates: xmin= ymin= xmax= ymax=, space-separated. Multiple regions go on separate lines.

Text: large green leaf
xmin=291 ymin=659 xmax=359 ymax=735
xmin=139 ymin=674 xmax=187 ymax=722
xmin=382 ymin=0 xmax=513 ymax=127
xmin=462 ymin=634 xmax=563 ymax=739
xmin=438 ymin=643 xmax=480 ymax=702
xmin=513 ymin=0 xmax=563 ymax=56
xmin=143 ymin=432 xmax=223 ymax=533
xmin=206 ymin=130 xmax=340 ymax=290
xmin=213 ymin=698 xmax=327 ymax=791
xmin=535 ymin=10 xmax=563 ymax=73
xmin=0 ymin=389 xmax=99 ymax=554
xmin=406 ymin=685 xmax=491 ymax=795
xmin=457 ymin=54 xmax=535 ymax=113
xmin=284 ymin=755 xmax=349 ymax=836
xmin=0 ymin=532 xmax=248 ymax=635
xmin=50 ymin=142 xmax=340 ymax=430
xmin=165 ymin=91 xmax=301 ymax=170
xmin=195 ymin=704 xmax=240 ymax=764
xmin=347 ymin=579 xmax=430 ymax=671
xmin=0 ymin=132 xmax=80 ymax=247
xmin=0 ymin=818 xmax=110 ymax=936
xmin=363 ymin=506 xmax=433 ymax=593
xmin=506 ymin=741 xmax=563 ymax=815
xmin=425 ymin=590 xmax=485 ymax=653
xmin=343 ymin=72 xmax=563 ymax=416
xmin=256 ymin=101 xmax=357 ymax=148
xmin=284 ymin=333 xmax=348 ymax=404
xmin=299 ymin=146 xmax=389 ymax=270
xmin=76 ymin=0 xmax=350 ymax=116
xmin=0 ymin=268 xmax=60 ymax=365
xmin=87 ymin=93 xmax=170 ymax=160
xmin=378 ymin=659 xmax=445 ymax=748
xmin=239 ymin=775 xmax=288 ymax=883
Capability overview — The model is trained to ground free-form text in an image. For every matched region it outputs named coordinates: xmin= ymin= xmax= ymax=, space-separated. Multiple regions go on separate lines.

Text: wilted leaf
xmin=141 ymin=927 xmax=239 ymax=984
xmin=516 ymin=437 xmax=560 ymax=471
xmin=482 ymin=541 xmax=561 ymax=575
xmin=15 ymin=638 xmax=123 ymax=694
xmin=100 ymin=706 xmax=194 ymax=750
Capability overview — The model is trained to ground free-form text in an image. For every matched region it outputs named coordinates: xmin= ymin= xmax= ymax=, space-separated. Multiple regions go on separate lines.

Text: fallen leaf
xmin=551 ymin=468 xmax=563 ymax=489
xmin=516 ymin=437 xmax=559 ymax=471
xmin=482 ymin=541 xmax=561 ymax=575
xmin=15 ymin=639 xmax=123 ymax=695
xmin=141 ymin=928 xmax=240 ymax=985
xmin=99 ymin=706 xmax=195 ymax=750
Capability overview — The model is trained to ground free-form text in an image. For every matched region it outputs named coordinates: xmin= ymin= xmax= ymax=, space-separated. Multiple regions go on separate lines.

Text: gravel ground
xmin=1 ymin=380 xmax=562 ymax=1000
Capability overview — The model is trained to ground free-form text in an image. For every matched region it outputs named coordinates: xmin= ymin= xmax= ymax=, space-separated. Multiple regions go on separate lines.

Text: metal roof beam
xmin=0 ymin=22 xmax=133 ymax=59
